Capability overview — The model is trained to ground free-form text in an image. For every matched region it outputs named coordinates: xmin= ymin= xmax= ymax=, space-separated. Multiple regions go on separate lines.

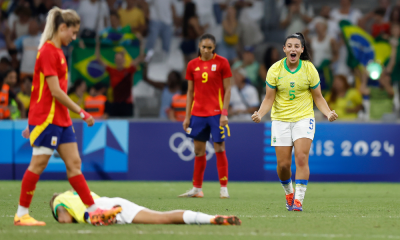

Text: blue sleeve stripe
xmin=310 ymin=81 xmax=320 ymax=89
xmin=266 ymin=81 xmax=276 ymax=89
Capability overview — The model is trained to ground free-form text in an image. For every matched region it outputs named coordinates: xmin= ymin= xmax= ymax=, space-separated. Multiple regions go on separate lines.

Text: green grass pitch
xmin=0 ymin=181 xmax=399 ymax=240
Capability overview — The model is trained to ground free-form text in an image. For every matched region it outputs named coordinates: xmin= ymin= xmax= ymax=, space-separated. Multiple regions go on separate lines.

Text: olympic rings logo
xmin=169 ymin=132 xmax=215 ymax=161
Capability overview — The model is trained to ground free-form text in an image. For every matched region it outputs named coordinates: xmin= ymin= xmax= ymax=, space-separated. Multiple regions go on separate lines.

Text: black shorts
xmin=108 ymin=102 xmax=134 ymax=117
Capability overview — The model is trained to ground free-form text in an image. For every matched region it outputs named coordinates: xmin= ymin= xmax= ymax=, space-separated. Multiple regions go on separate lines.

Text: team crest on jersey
xmin=212 ymin=64 xmax=217 ymax=71
xmin=290 ymin=82 xmax=295 ymax=88
xmin=273 ymin=136 xmax=276 ymax=143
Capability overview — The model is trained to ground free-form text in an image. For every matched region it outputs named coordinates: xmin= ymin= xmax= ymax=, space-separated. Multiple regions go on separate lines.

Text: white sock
xmin=295 ymin=184 xmax=307 ymax=204
xmin=17 ymin=205 xmax=29 ymax=217
xmin=183 ymin=210 xmax=214 ymax=225
xmin=220 ymin=187 xmax=227 ymax=192
xmin=86 ymin=204 xmax=97 ymax=212
xmin=281 ymin=180 xmax=293 ymax=195
xmin=193 ymin=187 xmax=202 ymax=192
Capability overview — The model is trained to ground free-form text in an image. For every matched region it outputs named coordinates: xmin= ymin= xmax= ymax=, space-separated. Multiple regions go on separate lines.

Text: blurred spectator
xmin=325 ymin=75 xmax=363 ymax=120
xmin=13 ymin=18 xmax=41 ymax=81
xmin=330 ymin=0 xmax=363 ymax=26
xmin=384 ymin=24 xmax=400 ymax=102
xmin=16 ymin=76 xmax=32 ymax=117
xmin=389 ymin=6 xmax=400 ymax=25
xmin=142 ymin=64 xmax=181 ymax=119
xmin=217 ymin=5 xmax=239 ymax=64
xmin=0 ymin=69 xmax=25 ymax=119
xmin=310 ymin=19 xmax=338 ymax=92
xmin=280 ymin=0 xmax=313 ymax=36
xmin=78 ymin=0 xmax=110 ymax=38
xmin=168 ymin=80 xmax=187 ymax=122
xmin=259 ymin=46 xmax=280 ymax=82
xmin=118 ymin=0 xmax=146 ymax=34
xmin=11 ymin=6 xmax=31 ymax=40
xmin=99 ymin=10 xmax=138 ymax=46
xmin=307 ymin=6 xmax=339 ymax=39
xmin=180 ymin=2 xmax=206 ymax=66
xmin=85 ymin=82 xmax=109 ymax=119
xmin=0 ymin=57 xmax=11 ymax=75
xmin=236 ymin=1 xmax=263 ymax=49
xmin=34 ymin=0 xmax=59 ymax=22
xmin=0 ymin=11 xmax=8 ymax=51
xmin=229 ymin=68 xmax=259 ymax=121
xmin=95 ymin=38 xmax=144 ymax=117
xmin=359 ymin=8 xmax=390 ymax=38
xmin=380 ymin=0 xmax=393 ymax=22
xmin=145 ymin=0 xmax=177 ymax=59
xmin=232 ymin=46 xmax=260 ymax=87
xmin=192 ymin=0 xmax=216 ymax=33
xmin=360 ymin=69 xmax=394 ymax=120
xmin=62 ymin=0 xmax=80 ymax=11
xmin=67 ymin=79 xmax=88 ymax=119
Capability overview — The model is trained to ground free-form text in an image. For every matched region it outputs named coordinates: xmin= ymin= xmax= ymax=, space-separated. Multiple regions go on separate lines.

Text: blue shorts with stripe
xmin=186 ymin=115 xmax=229 ymax=142
xmin=29 ymin=124 xmax=76 ymax=149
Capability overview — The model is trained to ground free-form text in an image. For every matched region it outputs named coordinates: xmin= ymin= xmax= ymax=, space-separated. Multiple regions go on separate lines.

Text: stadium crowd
xmin=0 ymin=0 xmax=398 ymax=122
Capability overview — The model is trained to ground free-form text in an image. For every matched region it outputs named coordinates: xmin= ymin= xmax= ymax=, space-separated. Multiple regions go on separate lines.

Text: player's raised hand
xmin=327 ymin=110 xmax=338 ymax=122
xmin=22 ymin=126 xmax=30 ymax=139
xmin=252 ymin=111 xmax=261 ymax=123
xmin=220 ymin=115 xmax=228 ymax=127
xmin=183 ymin=118 xmax=190 ymax=132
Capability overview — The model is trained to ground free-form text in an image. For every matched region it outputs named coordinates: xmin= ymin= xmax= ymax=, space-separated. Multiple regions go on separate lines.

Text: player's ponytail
xmin=38 ymin=7 xmax=80 ymax=49
xmin=198 ymin=33 xmax=216 ymax=57
xmin=284 ymin=32 xmax=312 ymax=62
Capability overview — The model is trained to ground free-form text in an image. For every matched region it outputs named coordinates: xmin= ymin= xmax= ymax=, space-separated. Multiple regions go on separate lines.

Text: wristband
xmin=79 ymin=109 xmax=91 ymax=120
xmin=221 ymin=109 xmax=228 ymax=116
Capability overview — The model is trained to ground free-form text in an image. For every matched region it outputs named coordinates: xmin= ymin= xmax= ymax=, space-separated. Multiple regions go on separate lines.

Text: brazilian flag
xmin=70 ymin=35 xmax=142 ymax=88
xmin=340 ymin=20 xmax=391 ymax=68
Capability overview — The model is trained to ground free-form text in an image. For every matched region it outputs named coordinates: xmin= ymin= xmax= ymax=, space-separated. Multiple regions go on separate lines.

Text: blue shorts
xmin=186 ymin=115 xmax=229 ymax=142
xmin=29 ymin=124 xmax=76 ymax=149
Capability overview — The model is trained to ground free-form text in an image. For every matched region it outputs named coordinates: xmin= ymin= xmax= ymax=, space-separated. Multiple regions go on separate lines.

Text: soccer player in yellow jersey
xmin=50 ymin=190 xmax=241 ymax=225
xmin=252 ymin=33 xmax=338 ymax=212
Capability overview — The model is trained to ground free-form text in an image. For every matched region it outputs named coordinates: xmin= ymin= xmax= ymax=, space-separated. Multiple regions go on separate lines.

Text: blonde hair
xmin=38 ymin=7 xmax=80 ymax=49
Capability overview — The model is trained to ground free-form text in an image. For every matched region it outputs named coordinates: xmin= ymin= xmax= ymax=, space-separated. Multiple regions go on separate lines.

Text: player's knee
xmin=295 ymin=153 xmax=308 ymax=167
xmin=277 ymin=161 xmax=291 ymax=172
xmin=214 ymin=143 xmax=225 ymax=152
xmin=65 ymin=157 xmax=82 ymax=172
xmin=194 ymin=150 xmax=206 ymax=157
xmin=28 ymin=161 xmax=48 ymax=174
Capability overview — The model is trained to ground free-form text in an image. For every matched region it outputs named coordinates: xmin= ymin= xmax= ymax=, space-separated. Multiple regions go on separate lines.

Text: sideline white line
xmin=1 ymin=229 xmax=399 ymax=239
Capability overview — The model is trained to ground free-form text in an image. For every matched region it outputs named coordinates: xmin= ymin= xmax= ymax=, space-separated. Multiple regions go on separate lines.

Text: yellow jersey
xmin=325 ymin=88 xmax=362 ymax=120
xmin=266 ymin=58 xmax=320 ymax=122
xmin=53 ymin=190 xmax=100 ymax=223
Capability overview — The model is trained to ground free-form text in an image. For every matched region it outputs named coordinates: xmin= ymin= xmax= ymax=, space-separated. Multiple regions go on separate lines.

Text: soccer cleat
xmin=285 ymin=190 xmax=294 ymax=211
xmin=88 ymin=207 xmax=122 ymax=226
xmin=211 ymin=215 xmax=241 ymax=226
xmin=293 ymin=199 xmax=303 ymax=211
xmin=178 ymin=188 xmax=204 ymax=198
xmin=220 ymin=188 xmax=230 ymax=199
xmin=14 ymin=214 xmax=46 ymax=226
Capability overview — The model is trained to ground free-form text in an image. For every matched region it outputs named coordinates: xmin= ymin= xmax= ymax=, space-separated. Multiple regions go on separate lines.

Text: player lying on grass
xmin=50 ymin=190 xmax=241 ymax=226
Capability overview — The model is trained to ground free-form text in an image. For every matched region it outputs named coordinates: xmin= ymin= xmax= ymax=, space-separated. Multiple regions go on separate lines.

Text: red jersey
xmin=29 ymin=41 xmax=72 ymax=127
xmin=106 ymin=66 xmax=136 ymax=103
xmin=185 ymin=54 xmax=232 ymax=117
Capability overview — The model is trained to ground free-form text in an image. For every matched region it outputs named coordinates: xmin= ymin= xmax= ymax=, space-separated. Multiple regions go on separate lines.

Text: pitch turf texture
xmin=1 ymin=182 xmax=399 ymax=240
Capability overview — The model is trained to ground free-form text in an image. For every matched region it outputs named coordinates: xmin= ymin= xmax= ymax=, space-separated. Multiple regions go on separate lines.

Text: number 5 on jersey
xmin=202 ymin=72 xmax=208 ymax=83
xmin=289 ymin=90 xmax=295 ymax=100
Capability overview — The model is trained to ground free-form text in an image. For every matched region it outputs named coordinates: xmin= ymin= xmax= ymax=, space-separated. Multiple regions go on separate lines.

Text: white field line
xmin=0 ymin=230 xmax=399 ymax=239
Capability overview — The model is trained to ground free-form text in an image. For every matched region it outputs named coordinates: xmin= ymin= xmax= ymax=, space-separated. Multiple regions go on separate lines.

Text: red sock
xmin=68 ymin=174 xmax=95 ymax=207
xmin=19 ymin=170 xmax=40 ymax=207
xmin=216 ymin=151 xmax=228 ymax=187
xmin=193 ymin=155 xmax=207 ymax=188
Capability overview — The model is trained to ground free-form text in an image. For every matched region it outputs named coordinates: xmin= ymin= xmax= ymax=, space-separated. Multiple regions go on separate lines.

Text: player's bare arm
xmin=220 ymin=77 xmax=231 ymax=127
xmin=95 ymin=38 xmax=107 ymax=67
xmin=252 ymin=85 xmax=276 ymax=123
xmin=183 ymin=80 xmax=194 ymax=131
xmin=46 ymin=76 xmax=94 ymax=126
xmin=310 ymin=84 xmax=338 ymax=122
